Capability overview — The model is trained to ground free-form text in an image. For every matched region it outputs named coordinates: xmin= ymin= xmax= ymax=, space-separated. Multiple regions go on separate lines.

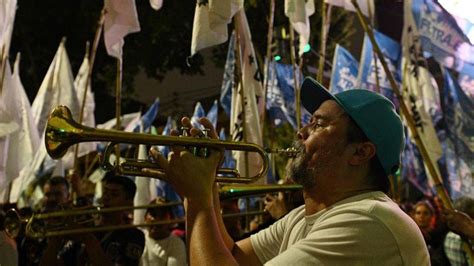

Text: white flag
xmin=0 ymin=0 xmax=17 ymax=55
xmin=325 ymin=0 xmax=374 ymax=18
xmin=149 ymin=0 xmax=163 ymax=11
xmin=74 ymin=51 xmax=97 ymax=156
xmin=104 ymin=0 xmax=141 ymax=60
xmin=285 ymin=0 xmax=315 ymax=55
xmin=190 ymin=0 xmax=243 ymax=56
xmin=231 ymin=10 xmax=264 ymax=184
xmin=402 ymin=1 xmax=443 ymax=183
xmin=1 ymin=55 xmax=40 ymax=191
xmin=133 ymin=122 xmax=151 ymax=225
xmin=31 ymin=41 xmax=81 ymax=136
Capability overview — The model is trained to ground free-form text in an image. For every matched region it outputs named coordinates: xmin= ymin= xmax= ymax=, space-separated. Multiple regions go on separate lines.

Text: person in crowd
xmin=40 ymin=172 xmax=145 ymax=265
xmin=443 ymin=197 xmax=474 ymax=266
xmin=0 ymin=210 xmax=18 ymax=266
xmin=140 ymin=197 xmax=186 ymax=266
xmin=412 ymin=199 xmax=450 ymax=266
xmin=146 ymin=77 xmax=430 ymax=264
xmin=18 ymin=176 xmax=71 ymax=265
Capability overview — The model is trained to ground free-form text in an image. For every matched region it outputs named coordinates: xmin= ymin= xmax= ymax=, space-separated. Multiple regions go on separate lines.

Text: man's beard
xmin=286 ymin=141 xmax=316 ymax=189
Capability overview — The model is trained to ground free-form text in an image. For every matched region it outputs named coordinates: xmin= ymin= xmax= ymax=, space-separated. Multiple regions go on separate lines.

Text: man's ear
xmin=348 ymin=142 xmax=376 ymax=166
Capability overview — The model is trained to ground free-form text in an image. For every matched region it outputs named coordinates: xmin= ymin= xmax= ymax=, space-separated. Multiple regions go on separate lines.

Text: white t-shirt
xmin=140 ymin=232 xmax=187 ymax=266
xmin=250 ymin=191 xmax=429 ymax=265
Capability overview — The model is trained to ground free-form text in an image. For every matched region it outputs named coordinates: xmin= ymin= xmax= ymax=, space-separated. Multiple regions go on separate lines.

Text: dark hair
xmin=44 ymin=176 xmax=70 ymax=192
xmin=454 ymin=197 xmax=474 ymax=218
xmin=102 ymin=172 xmax=137 ymax=200
xmin=346 ymin=116 xmax=390 ymax=193
xmin=146 ymin=197 xmax=173 ymax=219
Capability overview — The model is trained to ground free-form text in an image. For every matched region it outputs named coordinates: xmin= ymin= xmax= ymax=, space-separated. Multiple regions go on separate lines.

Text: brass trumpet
xmin=5 ymin=184 xmax=302 ymax=238
xmin=45 ymin=105 xmax=298 ymax=183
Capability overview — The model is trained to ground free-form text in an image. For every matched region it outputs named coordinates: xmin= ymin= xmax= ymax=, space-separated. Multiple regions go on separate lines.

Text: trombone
xmin=46 ymin=106 xmax=298 ymax=183
xmin=5 ymin=184 xmax=302 ymax=238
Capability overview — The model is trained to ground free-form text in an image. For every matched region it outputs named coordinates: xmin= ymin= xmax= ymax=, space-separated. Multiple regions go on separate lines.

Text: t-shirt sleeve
xmin=250 ymin=212 xmax=288 ymax=263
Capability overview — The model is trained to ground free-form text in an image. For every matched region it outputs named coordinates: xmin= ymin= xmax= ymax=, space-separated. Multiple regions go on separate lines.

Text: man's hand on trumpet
xmin=144 ymin=116 xmax=223 ymax=202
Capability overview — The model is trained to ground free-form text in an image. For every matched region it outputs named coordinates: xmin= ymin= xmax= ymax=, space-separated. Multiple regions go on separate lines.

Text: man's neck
xmin=302 ymin=177 xmax=378 ymax=215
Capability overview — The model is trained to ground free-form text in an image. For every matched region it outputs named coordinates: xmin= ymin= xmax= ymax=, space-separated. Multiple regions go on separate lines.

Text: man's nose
xmin=297 ymin=125 xmax=309 ymax=140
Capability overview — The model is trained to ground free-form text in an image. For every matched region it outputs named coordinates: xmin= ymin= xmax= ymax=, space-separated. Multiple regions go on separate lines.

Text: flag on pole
xmin=74 ymin=51 xmax=96 ymax=156
xmin=31 ymin=41 xmax=81 ymax=136
xmin=401 ymin=9 xmax=444 ymax=190
xmin=284 ymin=0 xmax=315 ymax=55
xmin=406 ymin=0 xmax=474 ymax=74
xmin=0 ymin=0 xmax=16 ymax=56
xmin=2 ymin=55 xmax=40 ymax=187
xmin=103 ymin=0 xmax=141 ymax=60
xmin=357 ymin=30 xmax=401 ymax=103
xmin=130 ymin=98 xmax=160 ymax=132
xmin=266 ymin=61 xmax=306 ymax=129
xmin=191 ymin=101 xmax=206 ymax=129
xmin=207 ymin=99 xmax=219 ymax=129
xmin=190 ymin=0 xmax=243 ymax=56
xmin=325 ymin=0 xmax=374 ymax=18
xmin=441 ymin=69 xmax=473 ymax=198
xmin=220 ymin=33 xmax=236 ymax=117
xmin=329 ymin=44 xmax=359 ymax=93
xmin=219 ymin=128 xmax=235 ymax=170
xmin=133 ymin=122 xmax=151 ymax=225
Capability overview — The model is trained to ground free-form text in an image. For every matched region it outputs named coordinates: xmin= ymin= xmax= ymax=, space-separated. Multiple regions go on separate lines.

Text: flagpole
xmin=233 ymin=20 xmax=249 ymax=179
xmin=73 ymin=7 xmax=106 ymax=174
xmin=289 ymin=26 xmax=301 ymax=130
xmin=351 ymin=1 xmax=474 ymax=261
xmin=0 ymin=45 xmax=7 ymax=94
xmin=317 ymin=3 xmax=332 ymax=84
xmin=261 ymin=0 xmax=275 ymax=138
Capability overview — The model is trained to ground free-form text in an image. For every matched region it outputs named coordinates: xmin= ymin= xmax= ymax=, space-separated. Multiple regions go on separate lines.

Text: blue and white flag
xmin=191 ymin=101 xmax=206 ymax=129
xmin=219 ymin=128 xmax=235 ymax=170
xmin=406 ymin=0 xmax=474 ymax=74
xmin=458 ymin=72 xmax=474 ymax=100
xmin=441 ymin=69 xmax=473 ymax=198
xmin=266 ymin=61 xmax=311 ymax=129
xmin=207 ymin=99 xmax=218 ymax=129
xmin=330 ymin=44 xmax=359 ymax=93
xmin=402 ymin=131 xmax=432 ymax=196
xmin=134 ymin=98 xmax=159 ymax=132
xmin=220 ymin=33 xmax=235 ymax=117
xmin=357 ymin=30 xmax=401 ymax=103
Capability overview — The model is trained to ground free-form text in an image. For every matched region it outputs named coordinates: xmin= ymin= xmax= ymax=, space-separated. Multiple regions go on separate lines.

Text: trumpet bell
xmin=45 ymin=106 xmax=82 ymax=159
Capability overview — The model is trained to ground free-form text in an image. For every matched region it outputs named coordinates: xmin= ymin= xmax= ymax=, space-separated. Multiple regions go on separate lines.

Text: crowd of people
xmin=0 ymin=76 xmax=473 ymax=265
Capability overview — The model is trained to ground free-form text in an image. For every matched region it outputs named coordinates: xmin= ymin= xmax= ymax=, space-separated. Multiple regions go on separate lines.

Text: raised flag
xmin=103 ymin=0 xmax=141 ymax=60
xmin=190 ymin=0 xmax=243 ymax=56
xmin=133 ymin=123 xmax=152 ymax=225
xmin=74 ymin=51 xmax=96 ymax=156
xmin=231 ymin=9 xmax=264 ymax=183
xmin=0 ymin=0 xmax=17 ymax=56
xmin=130 ymin=98 xmax=160 ymax=132
xmin=2 ymin=56 xmax=40 ymax=186
xmin=406 ymin=0 xmax=474 ymax=74
xmin=207 ymin=99 xmax=219 ymax=129
xmin=285 ymin=0 xmax=315 ymax=55
xmin=31 ymin=41 xmax=81 ymax=136
xmin=219 ymin=128 xmax=235 ymax=170
xmin=441 ymin=69 xmax=473 ymax=198
xmin=220 ymin=33 xmax=236 ymax=117
xmin=191 ymin=101 xmax=206 ymax=129
xmin=266 ymin=60 xmax=311 ymax=129
xmin=325 ymin=0 xmax=374 ymax=18
xmin=357 ymin=30 xmax=401 ymax=103
xmin=329 ymin=44 xmax=359 ymax=93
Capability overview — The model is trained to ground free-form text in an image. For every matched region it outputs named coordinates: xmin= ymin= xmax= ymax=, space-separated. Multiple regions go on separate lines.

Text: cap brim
xmin=301 ymin=77 xmax=335 ymax=114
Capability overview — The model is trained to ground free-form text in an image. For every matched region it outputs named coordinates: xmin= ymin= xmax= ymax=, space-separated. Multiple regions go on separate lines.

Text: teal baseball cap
xmin=300 ymin=77 xmax=404 ymax=176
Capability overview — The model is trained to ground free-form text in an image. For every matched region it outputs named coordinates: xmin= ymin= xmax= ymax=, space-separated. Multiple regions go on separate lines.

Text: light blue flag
xmin=191 ymin=101 xmax=206 ymax=129
xmin=330 ymin=44 xmax=359 ymax=93
xmin=409 ymin=0 xmax=474 ymax=74
xmin=357 ymin=30 xmax=401 ymax=103
xmin=219 ymin=128 xmax=236 ymax=170
xmin=207 ymin=99 xmax=218 ymax=129
xmin=440 ymin=69 xmax=473 ymax=198
xmin=220 ymin=33 xmax=235 ymax=117
xmin=133 ymin=98 xmax=160 ymax=132
xmin=156 ymin=116 xmax=173 ymax=158
xmin=266 ymin=61 xmax=308 ymax=129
